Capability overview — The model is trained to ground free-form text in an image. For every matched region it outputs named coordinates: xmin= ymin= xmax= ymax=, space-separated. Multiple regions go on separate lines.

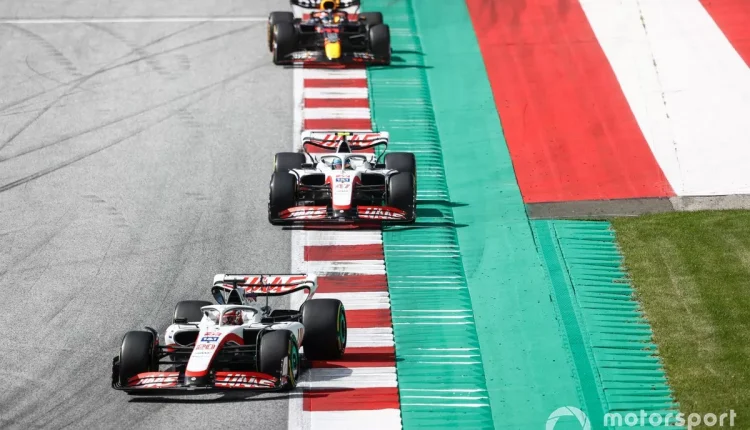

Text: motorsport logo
xmin=546 ymin=407 xmax=590 ymax=430
xmin=546 ymin=406 xmax=737 ymax=430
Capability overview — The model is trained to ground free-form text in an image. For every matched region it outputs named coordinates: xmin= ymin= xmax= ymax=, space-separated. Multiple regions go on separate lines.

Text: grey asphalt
xmin=0 ymin=1 xmax=294 ymax=429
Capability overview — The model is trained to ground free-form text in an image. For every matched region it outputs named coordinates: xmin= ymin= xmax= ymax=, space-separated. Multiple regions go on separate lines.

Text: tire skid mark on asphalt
xmin=0 ymin=63 xmax=252 ymax=162
xmin=4 ymin=23 xmax=81 ymax=77
xmin=0 ymin=22 xmax=263 ymax=153
xmin=0 ymin=57 xmax=270 ymax=191
xmin=84 ymin=22 xmax=172 ymax=78
xmin=0 ymin=21 xmax=209 ymax=115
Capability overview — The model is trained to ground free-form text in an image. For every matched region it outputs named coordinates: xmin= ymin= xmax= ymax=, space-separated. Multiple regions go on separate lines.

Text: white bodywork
xmin=293 ymin=131 xmax=392 ymax=212
xmin=164 ymin=274 xmax=316 ymax=379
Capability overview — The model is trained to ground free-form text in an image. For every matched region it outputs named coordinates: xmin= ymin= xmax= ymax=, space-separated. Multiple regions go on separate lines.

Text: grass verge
xmin=612 ymin=210 xmax=750 ymax=428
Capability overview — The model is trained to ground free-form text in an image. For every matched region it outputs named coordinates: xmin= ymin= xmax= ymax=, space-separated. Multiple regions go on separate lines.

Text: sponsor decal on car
xmin=214 ymin=372 xmax=277 ymax=389
xmin=200 ymin=336 xmax=219 ymax=343
xmin=128 ymin=372 xmax=179 ymax=388
xmin=335 ymin=176 xmax=351 ymax=183
xmin=290 ymin=51 xmax=314 ymax=60
xmin=357 ymin=206 xmax=407 ymax=220
xmin=244 ymin=285 xmax=299 ymax=294
xmin=195 ymin=344 xmax=216 ymax=351
xmin=280 ymin=207 xmax=328 ymax=220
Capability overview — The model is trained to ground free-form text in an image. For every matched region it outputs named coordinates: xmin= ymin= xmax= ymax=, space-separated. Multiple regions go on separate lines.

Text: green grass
xmin=612 ymin=210 xmax=750 ymax=428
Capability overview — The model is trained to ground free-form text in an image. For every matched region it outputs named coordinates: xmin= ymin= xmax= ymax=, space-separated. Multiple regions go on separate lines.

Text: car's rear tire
xmin=387 ymin=172 xmax=416 ymax=221
xmin=385 ymin=152 xmax=416 ymax=176
xmin=369 ymin=24 xmax=391 ymax=65
xmin=274 ymin=152 xmax=306 ymax=174
xmin=173 ymin=300 xmax=212 ymax=324
xmin=269 ymin=172 xmax=297 ymax=224
xmin=268 ymin=12 xmax=294 ymax=52
xmin=300 ymin=299 xmax=346 ymax=360
xmin=273 ymin=22 xmax=297 ymax=65
xmin=359 ymin=12 xmax=383 ymax=29
xmin=258 ymin=330 xmax=300 ymax=390
xmin=118 ymin=330 xmax=156 ymax=387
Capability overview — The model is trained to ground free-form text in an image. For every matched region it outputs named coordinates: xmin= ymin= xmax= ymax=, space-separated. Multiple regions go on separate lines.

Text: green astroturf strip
xmin=533 ymin=220 xmax=683 ymax=430
xmin=366 ymin=1 xmax=492 ymax=428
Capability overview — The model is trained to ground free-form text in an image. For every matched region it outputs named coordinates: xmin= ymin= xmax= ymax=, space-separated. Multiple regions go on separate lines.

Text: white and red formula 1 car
xmin=111 ymin=274 xmax=346 ymax=394
xmin=268 ymin=131 xmax=416 ymax=225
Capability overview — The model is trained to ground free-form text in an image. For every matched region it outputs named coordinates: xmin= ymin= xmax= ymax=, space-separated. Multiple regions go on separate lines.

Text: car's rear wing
xmin=211 ymin=274 xmax=317 ymax=303
xmin=301 ymin=131 xmax=389 ymax=153
xmin=290 ymin=0 xmax=361 ymax=9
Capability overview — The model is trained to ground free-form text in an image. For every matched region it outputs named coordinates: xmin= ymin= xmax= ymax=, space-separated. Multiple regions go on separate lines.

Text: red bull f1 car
xmin=268 ymin=0 xmax=390 ymax=65
xmin=111 ymin=274 xmax=346 ymax=393
xmin=268 ymin=131 xmax=416 ymax=225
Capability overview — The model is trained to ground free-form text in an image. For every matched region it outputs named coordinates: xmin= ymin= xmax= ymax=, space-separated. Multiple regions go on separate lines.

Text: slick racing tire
xmin=387 ymin=172 xmax=416 ymax=221
xmin=258 ymin=330 xmax=300 ymax=390
xmin=118 ymin=330 xmax=156 ymax=388
xmin=369 ymin=24 xmax=391 ymax=65
xmin=274 ymin=152 xmax=306 ymax=174
xmin=173 ymin=300 xmax=212 ymax=324
xmin=268 ymin=12 xmax=294 ymax=52
xmin=273 ymin=22 xmax=297 ymax=65
xmin=268 ymin=172 xmax=296 ymax=225
xmin=359 ymin=12 xmax=383 ymax=30
xmin=300 ymin=299 xmax=346 ymax=360
xmin=385 ymin=152 xmax=416 ymax=176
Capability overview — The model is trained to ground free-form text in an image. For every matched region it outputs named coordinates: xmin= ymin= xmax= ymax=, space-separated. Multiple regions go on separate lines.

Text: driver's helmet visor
xmin=325 ymin=156 xmax=343 ymax=170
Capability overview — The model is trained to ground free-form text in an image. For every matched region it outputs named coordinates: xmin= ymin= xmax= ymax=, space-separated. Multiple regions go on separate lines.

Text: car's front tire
xmin=268 ymin=12 xmax=294 ymax=52
xmin=118 ymin=330 xmax=157 ymax=387
xmin=269 ymin=172 xmax=297 ymax=225
xmin=300 ymin=299 xmax=346 ymax=360
xmin=273 ymin=22 xmax=297 ymax=65
xmin=369 ymin=24 xmax=391 ymax=65
xmin=387 ymin=172 xmax=416 ymax=222
xmin=258 ymin=330 xmax=300 ymax=390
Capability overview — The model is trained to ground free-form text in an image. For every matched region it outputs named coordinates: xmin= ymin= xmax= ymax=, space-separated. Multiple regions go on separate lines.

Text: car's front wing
xmin=274 ymin=205 xmax=412 ymax=223
xmin=112 ymin=369 xmax=288 ymax=394
xmin=277 ymin=50 xmax=390 ymax=65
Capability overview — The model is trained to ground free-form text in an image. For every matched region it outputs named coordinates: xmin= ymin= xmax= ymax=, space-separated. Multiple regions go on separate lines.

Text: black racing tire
xmin=369 ymin=24 xmax=391 ymax=65
xmin=384 ymin=152 xmax=416 ymax=176
xmin=300 ymin=299 xmax=346 ymax=360
xmin=387 ymin=172 xmax=416 ymax=220
xmin=359 ymin=12 xmax=383 ymax=29
xmin=274 ymin=152 xmax=306 ymax=174
xmin=268 ymin=12 xmax=295 ymax=52
xmin=173 ymin=300 xmax=212 ymax=324
xmin=273 ymin=22 xmax=297 ymax=65
xmin=269 ymin=172 xmax=297 ymax=224
xmin=118 ymin=330 xmax=156 ymax=387
xmin=258 ymin=330 xmax=300 ymax=390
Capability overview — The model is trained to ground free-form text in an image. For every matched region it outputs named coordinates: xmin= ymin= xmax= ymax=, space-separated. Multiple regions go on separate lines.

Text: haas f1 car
xmin=268 ymin=0 xmax=390 ymax=65
xmin=112 ymin=274 xmax=346 ymax=393
xmin=268 ymin=131 xmax=416 ymax=225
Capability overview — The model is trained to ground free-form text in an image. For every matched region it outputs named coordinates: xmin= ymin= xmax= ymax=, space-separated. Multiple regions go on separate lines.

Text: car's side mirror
xmin=174 ymin=317 xmax=188 ymax=324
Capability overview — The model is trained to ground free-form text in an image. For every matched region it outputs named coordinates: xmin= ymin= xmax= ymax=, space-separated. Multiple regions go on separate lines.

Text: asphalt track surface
xmin=0 ymin=1 xmax=293 ymax=429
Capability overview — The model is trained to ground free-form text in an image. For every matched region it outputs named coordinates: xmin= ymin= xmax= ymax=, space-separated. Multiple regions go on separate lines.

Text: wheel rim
xmin=288 ymin=339 xmax=300 ymax=386
xmin=337 ymin=305 xmax=347 ymax=352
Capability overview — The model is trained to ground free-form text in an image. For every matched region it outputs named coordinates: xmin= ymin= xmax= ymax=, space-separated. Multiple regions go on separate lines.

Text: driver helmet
xmin=331 ymin=158 xmax=343 ymax=170
xmin=320 ymin=0 xmax=338 ymax=10
xmin=221 ymin=309 xmax=243 ymax=325
xmin=344 ymin=158 xmax=353 ymax=169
